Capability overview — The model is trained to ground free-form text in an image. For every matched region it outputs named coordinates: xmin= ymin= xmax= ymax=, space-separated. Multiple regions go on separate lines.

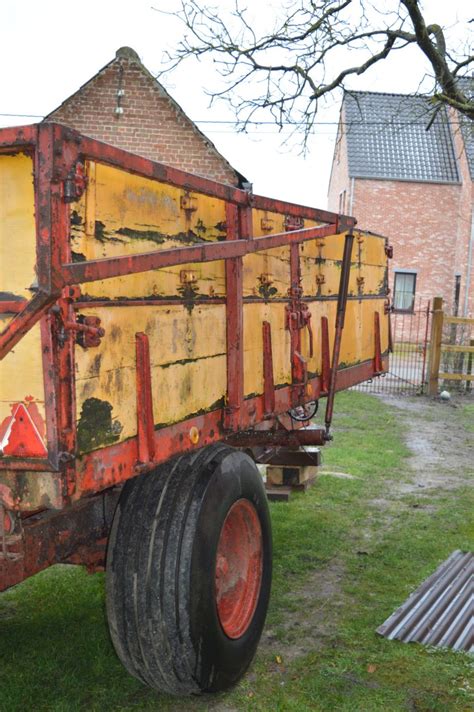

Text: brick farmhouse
xmin=45 ymin=46 xmax=246 ymax=187
xmin=328 ymin=89 xmax=473 ymax=317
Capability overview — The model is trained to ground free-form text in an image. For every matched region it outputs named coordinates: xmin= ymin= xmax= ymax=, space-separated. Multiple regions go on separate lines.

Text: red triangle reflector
xmin=0 ymin=403 xmax=47 ymax=458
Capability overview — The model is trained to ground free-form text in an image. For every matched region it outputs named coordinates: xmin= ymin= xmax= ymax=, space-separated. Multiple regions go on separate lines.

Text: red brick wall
xmin=46 ymin=49 xmax=239 ymax=186
xmin=351 ymin=179 xmax=464 ymax=313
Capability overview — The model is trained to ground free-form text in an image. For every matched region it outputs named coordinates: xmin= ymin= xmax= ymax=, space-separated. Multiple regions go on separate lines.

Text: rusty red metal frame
xmin=0 ymin=122 xmax=391 ymax=592
xmin=0 ymin=124 xmax=370 ymax=492
xmin=0 ymin=488 xmax=119 ymax=591
xmin=224 ymin=203 xmax=245 ymax=431
xmin=72 ymin=353 xmax=388 ymax=500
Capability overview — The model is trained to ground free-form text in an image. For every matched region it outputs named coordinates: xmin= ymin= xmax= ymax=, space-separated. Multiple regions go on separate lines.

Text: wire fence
xmin=353 ymin=299 xmax=431 ymax=396
xmin=353 ymin=299 xmax=474 ymax=396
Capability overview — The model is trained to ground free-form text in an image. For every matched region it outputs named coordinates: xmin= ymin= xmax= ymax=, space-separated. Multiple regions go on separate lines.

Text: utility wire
xmin=0 ymin=112 xmax=464 ymax=126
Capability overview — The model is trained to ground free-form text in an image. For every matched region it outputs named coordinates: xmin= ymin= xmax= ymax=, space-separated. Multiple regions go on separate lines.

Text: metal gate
xmin=354 ymin=299 xmax=431 ymax=395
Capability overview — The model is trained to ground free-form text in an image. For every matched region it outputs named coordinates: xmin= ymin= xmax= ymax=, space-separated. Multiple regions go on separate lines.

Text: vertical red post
xmin=262 ymin=321 xmax=275 ymax=416
xmin=35 ymin=124 xmax=54 ymax=293
xmin=36 ymin=124 xmax=78 ymax=469
xmin=135 ymin=332 xmax=155 ymax=464
xmin=320 ymin=316 xmax=330 ymax=394
xmin=36 ymin=125 xmax=59 ymax=464
xmin=224 ymin=202 xmax=246 ymax=430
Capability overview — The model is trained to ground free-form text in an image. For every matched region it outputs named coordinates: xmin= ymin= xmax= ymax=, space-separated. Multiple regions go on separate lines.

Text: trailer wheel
xmin=106 ymin=444 xmax=272 ymax=695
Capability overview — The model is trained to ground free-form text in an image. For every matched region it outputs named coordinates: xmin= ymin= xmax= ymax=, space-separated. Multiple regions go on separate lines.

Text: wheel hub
xmin=215 ymin=498 xmax=263 ymax=639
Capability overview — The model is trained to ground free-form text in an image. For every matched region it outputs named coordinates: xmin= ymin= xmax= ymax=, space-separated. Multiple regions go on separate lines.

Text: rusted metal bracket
xmin=180 ymin=192 xmax=198 ymax=212
xmin=284 ymin=215 xmax=304 ymax=231
xmin=63 ymin=161 xmax=87 ymax=203
xmin=55 ymin=287 xmax=105 ymax=348
xmin=63 ymin=315 xmax=105 ymax=348
xmin=285 ymin=287 xmax=314 ymax=358
xmin=260 ymin=216 xmax=274 ymax=232
xmin=0 ymin=489 xmax=120 ymax=592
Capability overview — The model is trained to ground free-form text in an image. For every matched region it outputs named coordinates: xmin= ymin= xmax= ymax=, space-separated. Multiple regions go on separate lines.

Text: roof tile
xmin=344 ymin=91 xmax=460 ymax=183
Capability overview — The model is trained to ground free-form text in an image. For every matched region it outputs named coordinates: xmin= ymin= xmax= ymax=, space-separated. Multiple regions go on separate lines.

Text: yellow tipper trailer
xmin=0 ymin=123 xmax=390 ymax=695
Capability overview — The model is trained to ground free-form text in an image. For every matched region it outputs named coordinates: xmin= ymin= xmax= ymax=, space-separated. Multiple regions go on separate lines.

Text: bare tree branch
xmin=156 ymin=0 xmax=473 ymax=144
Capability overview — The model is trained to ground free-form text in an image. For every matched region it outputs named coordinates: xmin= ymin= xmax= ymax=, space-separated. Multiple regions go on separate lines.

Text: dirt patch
xmin=377 ymin=395 xmax=474 ymax=495
xmin=260 ymin=559 xmax=347 ymax=663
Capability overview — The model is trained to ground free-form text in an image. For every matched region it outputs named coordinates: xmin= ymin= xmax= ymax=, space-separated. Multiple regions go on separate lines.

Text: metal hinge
xmin=180 ymin=192 xmax=198 ymax=212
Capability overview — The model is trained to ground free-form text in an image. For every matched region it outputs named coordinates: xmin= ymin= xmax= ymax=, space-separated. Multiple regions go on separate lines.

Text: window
xmin=338 ymin=190 xmax=346 ymax=214
xmin=393 ymin=272 xmax=416 ymax=312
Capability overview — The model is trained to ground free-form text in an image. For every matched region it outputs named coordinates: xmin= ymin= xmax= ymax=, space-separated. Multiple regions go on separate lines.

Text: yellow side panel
xmin=243 ymin=298 xmax=389 ymax=397
xmin=75 ymin=304 xmax=227 ymax=447
xmin=71 ymin=162 xmax=227 ymax=300
xmin=243 ymin=246 xmax=290 ymax=299
xmin=246 ymin=211 xmax=320 ymax=299
xmin=0 ymin=154 xmax=36 ymax=302
xmin=251 ymin=209 xmax=320 ymax=238
xmin=243 ymin=302 xmax=292 ymax=396
xmin=300 ymin=232 xmax=387 ymax=298
xmin=0 ymin=320 xmax=45 ymax=425
xmin=357 ymin=231 xmax=387 ymax=265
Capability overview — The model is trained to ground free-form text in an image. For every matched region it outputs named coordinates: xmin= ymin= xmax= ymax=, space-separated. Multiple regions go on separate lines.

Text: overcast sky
xmin=1 ymin=0 xmax=470 ymax=208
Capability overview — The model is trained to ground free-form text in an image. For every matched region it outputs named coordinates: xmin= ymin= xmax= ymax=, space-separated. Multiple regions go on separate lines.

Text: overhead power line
xmin=0 ymin=113 xmax=44 ymax=118
xmin=0 ymin=112 xmax=463 ymax=126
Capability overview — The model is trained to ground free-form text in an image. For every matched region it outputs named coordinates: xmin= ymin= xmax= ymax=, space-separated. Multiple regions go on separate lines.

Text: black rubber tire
xmin=106 ymin=443 xmax=272 ymax=695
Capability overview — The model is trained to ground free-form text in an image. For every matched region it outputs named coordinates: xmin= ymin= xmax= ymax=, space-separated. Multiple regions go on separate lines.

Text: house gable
xmin=45 ymin=47 xmax=245 ymax=186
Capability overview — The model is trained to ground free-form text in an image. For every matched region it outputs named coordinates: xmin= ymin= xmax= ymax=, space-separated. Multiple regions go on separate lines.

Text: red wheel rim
xmin=215 ymin=499 xmax=263 ymax=639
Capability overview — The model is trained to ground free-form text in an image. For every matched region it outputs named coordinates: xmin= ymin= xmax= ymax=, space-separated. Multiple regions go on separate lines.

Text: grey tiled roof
xmin=344 ymin=91 xmax=460 ymax=183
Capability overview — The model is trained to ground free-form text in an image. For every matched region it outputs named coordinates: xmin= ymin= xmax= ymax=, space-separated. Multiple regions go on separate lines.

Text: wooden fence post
xmin=467 ymin=339 xmax=474 ymax=393
xmin=428 ymin=297 xmax=444 ymax=396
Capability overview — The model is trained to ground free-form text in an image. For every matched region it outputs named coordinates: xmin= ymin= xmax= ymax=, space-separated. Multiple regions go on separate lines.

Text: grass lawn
xmin=0 ymin=392 xmax=472 ymax=711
